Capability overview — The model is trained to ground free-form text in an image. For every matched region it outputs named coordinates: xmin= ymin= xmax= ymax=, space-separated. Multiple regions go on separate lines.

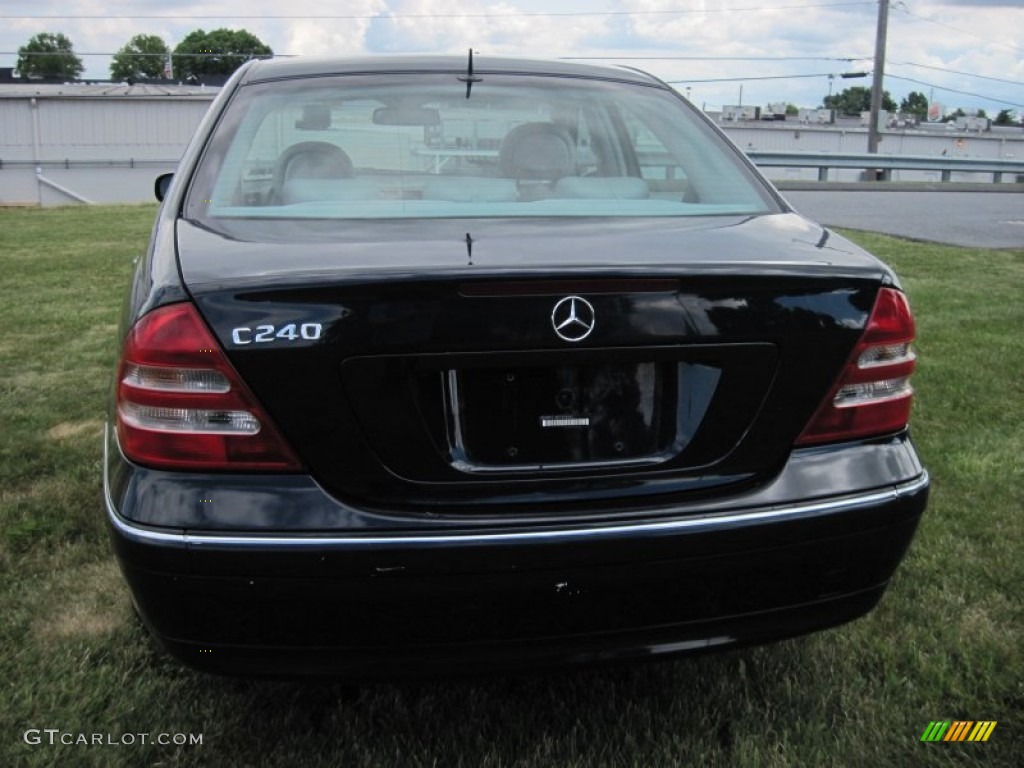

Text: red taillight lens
xmin=796 ymin=287 xmax=917 ymax=446
xmin=115 ymin=303 xmax=302 ymax=471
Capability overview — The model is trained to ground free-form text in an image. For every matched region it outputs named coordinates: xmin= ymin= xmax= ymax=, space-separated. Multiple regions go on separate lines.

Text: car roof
xmin=240 ymin=54 xmax=665 ymax=87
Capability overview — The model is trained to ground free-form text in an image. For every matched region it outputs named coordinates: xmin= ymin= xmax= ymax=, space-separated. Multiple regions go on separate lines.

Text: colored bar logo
xmin=920 ymin=721 xmax=997 ymax=742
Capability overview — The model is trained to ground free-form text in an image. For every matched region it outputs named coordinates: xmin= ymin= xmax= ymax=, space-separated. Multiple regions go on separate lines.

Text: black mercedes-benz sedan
xmin=104 ymin=54 xmax=928 ymax=677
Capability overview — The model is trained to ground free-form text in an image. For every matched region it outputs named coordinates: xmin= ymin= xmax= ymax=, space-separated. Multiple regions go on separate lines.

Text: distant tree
xmin=785 ymin=103 xmax=799 ymax=116
xmin=15 ymin=32 xmax=84 ymax=79
xmin=110 ymin=34 xmax=170 ymax=80
xmin=173 ymin=28 xmax=272 ymax=78
xmin=994 ymin=109 xmax=1017 ymax=126
xmin=899 ymin=91 xmax=929 ymax=119
xmin=942 ymin=108 xmax=966 ymax=123
xmin=822 ymin=86 xmax=897 ymax=116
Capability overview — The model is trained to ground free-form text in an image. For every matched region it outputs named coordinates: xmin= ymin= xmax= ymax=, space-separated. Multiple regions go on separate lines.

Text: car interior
xmin=198 ymin=78 xmax=773 ymax=218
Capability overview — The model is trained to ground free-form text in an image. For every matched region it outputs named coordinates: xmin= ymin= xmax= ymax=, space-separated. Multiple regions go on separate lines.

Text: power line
xmin=891 ymin=2 xmax=1024 ymax=56
xmin=665 ymin=72 xmax=853 ymax=84
xmin=4 ymin=51 xmax=872 ymax=63
xmin=0 ymin=3 xmax=877 ymax=20
xmin=891 ymin=61 xmax=1024 ymax=89
xmin=564 ymin=56 xmax=867 ymax=62
xmin=5 ymin=51 xmax=264 ymax=58
xmin=887 ymin=74 xmax=1024 ymax=110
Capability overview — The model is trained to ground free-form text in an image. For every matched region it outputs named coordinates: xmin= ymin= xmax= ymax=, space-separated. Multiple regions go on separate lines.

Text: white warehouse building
xmin=0 ymin=83 xmax=215 ymax=206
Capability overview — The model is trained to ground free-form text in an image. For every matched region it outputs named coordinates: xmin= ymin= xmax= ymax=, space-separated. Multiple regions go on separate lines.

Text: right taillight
xmin=115 ymin=302 xmax=302 ymax=472
xmin=796 ymin=287 xmax=917 ymax=446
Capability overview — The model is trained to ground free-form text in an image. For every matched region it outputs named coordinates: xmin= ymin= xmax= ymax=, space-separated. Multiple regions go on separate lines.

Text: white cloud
xmin=285 ymin=0 xmax=389 ymax=58
xmin=360 ymin=0 xmax=609 ymax=54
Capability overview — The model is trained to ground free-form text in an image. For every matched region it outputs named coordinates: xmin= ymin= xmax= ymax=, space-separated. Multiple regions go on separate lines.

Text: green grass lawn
xmin=1 ymin=206 xmax=1021 ymax=767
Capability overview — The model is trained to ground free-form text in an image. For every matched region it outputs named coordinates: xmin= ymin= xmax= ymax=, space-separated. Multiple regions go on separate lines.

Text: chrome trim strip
xmin=105 ymin=423 xmax=191 ymax=548
xmin=104 ymin=427 xmax=928 ymax=549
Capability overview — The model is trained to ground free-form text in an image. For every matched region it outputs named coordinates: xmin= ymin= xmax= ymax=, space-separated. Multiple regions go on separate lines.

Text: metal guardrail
xmin=745 ymin=151 xmax=1024 ymax=183
xmin=0 ymin=158 xmax=178 ymax=170
xmin=3 ymin=153 xmax=1023 ymax=184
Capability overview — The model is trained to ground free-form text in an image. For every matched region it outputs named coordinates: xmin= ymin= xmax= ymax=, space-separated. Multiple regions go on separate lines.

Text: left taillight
xmin=796 ymin=287 xmax=917 ymax=446
xmin=115 ymin=302 xmax=302 ymax=471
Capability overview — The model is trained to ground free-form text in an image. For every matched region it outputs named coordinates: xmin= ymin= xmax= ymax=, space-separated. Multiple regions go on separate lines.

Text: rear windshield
xmin=185 ymin=72 xmax=779 ymax=222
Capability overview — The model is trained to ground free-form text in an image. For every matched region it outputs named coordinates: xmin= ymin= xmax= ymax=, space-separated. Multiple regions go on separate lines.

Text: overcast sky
xmin=1 ymin=0 xmax=1021 ymax=114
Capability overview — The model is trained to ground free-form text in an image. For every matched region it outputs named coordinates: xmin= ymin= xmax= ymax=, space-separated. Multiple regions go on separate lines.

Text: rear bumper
xmin=104 ymin=429 xmax=928 ymax=677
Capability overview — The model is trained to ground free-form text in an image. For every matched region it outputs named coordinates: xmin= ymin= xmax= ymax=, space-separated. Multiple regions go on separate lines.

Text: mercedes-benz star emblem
xmin=551 ymin=296 xmax=595 ymax=342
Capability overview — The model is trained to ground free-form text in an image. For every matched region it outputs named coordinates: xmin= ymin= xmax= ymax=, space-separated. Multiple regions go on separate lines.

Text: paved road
xmin=782 ymin=190 xmax=1024 ymax=249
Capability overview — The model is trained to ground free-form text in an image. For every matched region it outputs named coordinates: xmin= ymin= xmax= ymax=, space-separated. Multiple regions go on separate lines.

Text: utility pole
xmin=868 ymin=0 xmax=889 ymax=155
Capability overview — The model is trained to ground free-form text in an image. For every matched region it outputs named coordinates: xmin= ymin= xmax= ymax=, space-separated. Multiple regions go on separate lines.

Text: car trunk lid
xmin=177 ymin=214 xmax=888 ymax=513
